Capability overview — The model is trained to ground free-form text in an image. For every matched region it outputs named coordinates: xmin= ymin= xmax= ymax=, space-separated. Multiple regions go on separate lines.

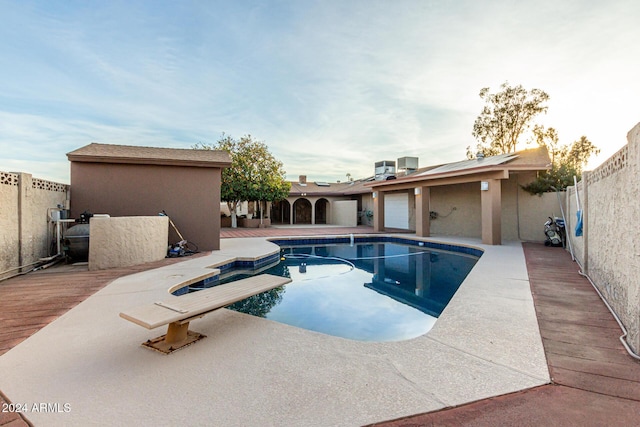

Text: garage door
xmin=384 ymin=192 xmax=409 ymax=229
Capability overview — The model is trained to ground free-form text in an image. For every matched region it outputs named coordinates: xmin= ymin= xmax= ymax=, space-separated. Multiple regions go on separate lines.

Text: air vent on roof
xmin=398 ymin=157 xmax=419 ymax=175
xmin=315 ymin=182 xmax=330 ymax=187
xmin=374 ymin=160 xmax=396 ymax=181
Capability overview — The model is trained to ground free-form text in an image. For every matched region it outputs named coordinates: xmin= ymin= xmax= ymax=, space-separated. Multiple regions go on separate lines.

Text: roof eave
xmin=366 ymin=164 xmax=549 ymax=188
xmin=67 ymin=154 xmax=231 ymax=168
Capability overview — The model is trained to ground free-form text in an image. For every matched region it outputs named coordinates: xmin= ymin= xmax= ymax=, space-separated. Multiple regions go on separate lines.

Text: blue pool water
xmin=189 ymin=238 xmax=480 ymax=342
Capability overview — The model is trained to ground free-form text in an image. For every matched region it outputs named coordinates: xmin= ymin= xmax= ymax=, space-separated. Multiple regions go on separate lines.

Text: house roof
xmin=288 ymin=179 xmax=372 ymax=196
xmin=417 ymin=152 xmax=520 ymax=176
xmin=286 ymin=147 xmax=550 ymax=197
xmin=67 ymin=143 xmax=231 ymax=168
xmin=284 ymin=147 xmax=551 ymax=198
xmin=367 ymin=146 xmax=551 ymax=188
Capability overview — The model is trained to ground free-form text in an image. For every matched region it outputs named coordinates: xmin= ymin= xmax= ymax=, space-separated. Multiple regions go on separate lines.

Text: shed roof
xmin=67 ymin=143 xmax=231 ymax=168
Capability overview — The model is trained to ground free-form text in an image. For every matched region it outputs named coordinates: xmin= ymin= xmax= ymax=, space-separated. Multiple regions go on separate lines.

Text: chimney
xmin=299 ymin=175 xmax=307 ymax=184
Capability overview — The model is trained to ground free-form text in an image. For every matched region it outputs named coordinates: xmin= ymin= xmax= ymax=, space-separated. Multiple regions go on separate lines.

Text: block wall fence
xmin=564 ymin=122 xmax=640 ymax=355
xmin=0 ymin=172 xmax=69 ymax=280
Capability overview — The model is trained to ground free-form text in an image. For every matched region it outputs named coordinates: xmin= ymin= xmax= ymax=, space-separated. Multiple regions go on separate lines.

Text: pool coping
xmin=0 ymin=234 xmax=550 ymax=426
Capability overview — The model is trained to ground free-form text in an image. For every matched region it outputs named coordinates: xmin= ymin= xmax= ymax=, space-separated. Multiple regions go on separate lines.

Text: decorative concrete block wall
xmin=584 ymin=123 xmax=639 ymax=354
xmin=0 ymin=172 xmax=20 ymax=277
xmin=0 ymin=172 xmax=69 ymax=280
xmin=88 ymin=216 xmax=169 ymax=271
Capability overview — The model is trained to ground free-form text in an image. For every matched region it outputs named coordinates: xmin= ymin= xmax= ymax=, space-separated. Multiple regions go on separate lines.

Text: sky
xmin=1 ymin=0 xmax=639 ymax=184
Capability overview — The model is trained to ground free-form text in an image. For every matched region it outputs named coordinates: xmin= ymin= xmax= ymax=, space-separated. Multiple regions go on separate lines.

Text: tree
xmin=468 ymin=82 xmax=550 ymax=158
xmin=521 ymin=128 xmax=600 ymax=195
xmin=228 ymin=263 xmax=290 ymax=316
xmin=531 ymin=124 xmax=563 ymax=164
xmin=194 ymin=134 xmax=291 ymax=228
xmin=567 ymin=135 xmax=600 ymax=171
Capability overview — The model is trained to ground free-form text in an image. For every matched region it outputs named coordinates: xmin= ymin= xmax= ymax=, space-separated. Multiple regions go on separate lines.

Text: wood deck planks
xmin=0 ymin=253 xmax=209 ymax=357
xmin=525 ymin=242 xmax=640 ymax=401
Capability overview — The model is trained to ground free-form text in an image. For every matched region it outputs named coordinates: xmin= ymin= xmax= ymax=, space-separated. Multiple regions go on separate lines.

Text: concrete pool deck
xmin=0 ymin=233 xmax=550 ymax=426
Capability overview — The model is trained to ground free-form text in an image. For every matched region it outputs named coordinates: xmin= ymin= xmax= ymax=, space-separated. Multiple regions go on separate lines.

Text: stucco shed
xmin=67 ymin=143 xmax=231 ymax=251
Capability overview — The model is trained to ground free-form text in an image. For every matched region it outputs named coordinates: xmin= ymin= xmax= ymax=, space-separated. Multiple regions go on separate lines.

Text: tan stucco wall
xmin=561 ymin=122 xmax=639 ymax=354
xmin=359 ymin=193 xmax=374 ymax=226
xmin=502 ymin=172 xmax=565 ymax=242
xmin=29 ymin=179 xmax=70 ymax=259
xmin=419 ymin=176 xmax=561 ymax=243
xmin=430 ymin=182 xmax=482 ymax=238
xmin=0 ymin=172 xmax=20 ymax=276
xmin=582 ymin=123 xmax=639 ymax=354
xmin=0 ymin=172 xmax=69 ymax=279
xmin=70 ymin=162 xmax=222 ymax=251
xmin=88 ymin=216 xmax=169 ymax=271
xmin=517 ymin=191 xmax=565 ymax=242
xmin=332 ymin=200 xmax=358 ymax=226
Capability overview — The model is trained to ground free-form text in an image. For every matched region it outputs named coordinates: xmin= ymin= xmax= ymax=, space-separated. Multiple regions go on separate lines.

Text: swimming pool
xmin=188 ymin=237 xmax=481 ymax=342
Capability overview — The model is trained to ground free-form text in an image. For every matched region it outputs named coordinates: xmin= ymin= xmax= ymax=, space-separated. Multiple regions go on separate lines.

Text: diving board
xmin=120 ymin=274 xmax=291 ymax=354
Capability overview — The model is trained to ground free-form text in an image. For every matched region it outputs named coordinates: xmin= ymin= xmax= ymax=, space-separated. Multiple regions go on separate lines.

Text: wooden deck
xmin=0 ymin=255 xmax=208 ymax=357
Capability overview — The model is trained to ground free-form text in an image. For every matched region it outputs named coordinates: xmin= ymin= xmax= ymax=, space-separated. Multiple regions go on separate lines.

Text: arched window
xmin=271 ymin=200 xmax=291 ymax=224
xmin=315 ymin=198 xmax=329 ymax=224
xmin=293 ymin=198 xmax=312 ymax=224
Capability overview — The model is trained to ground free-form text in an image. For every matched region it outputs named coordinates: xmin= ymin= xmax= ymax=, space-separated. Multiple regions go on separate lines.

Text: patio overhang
xmin=365 ymin=147 xmax=550 ymax=245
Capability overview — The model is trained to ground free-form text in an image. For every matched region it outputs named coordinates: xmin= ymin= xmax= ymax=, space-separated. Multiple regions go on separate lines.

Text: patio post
xmin=480 ymin=179 xmax=501 ymax=245
xmin=415 ymin=186 xmax=430 ymax=237
xmin=372 ymin=190 xmax=385 ymax=232
xmin=289 ymin=200 xmax=294 ymax=225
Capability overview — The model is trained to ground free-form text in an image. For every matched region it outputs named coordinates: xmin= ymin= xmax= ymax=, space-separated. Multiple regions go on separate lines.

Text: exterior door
xmin=384 ymin=192 xmax=409 ymax=229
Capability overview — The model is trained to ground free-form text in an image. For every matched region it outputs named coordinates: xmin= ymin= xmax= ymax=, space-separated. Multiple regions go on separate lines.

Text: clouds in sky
xmin=1 ymin=0 xmax=639 ymax=183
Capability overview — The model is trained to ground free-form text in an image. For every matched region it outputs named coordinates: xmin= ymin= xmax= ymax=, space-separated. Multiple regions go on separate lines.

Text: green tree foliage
xmin=468 ymin=82 xmax=550 ymax=158
xmin=521 ymin=126 xmax=600 ymax=195
xmin=194 ymin=134 xmax=291 ymax=227
xmin=228 ymin=286 xmax=286 ymax=317
xmin=227 ymin=263 xmax=290 ymax=316
xmin=567 ymin=135 xmax=600 ymax=170
xmin=466 ymin=82 xmax=599 ymax=194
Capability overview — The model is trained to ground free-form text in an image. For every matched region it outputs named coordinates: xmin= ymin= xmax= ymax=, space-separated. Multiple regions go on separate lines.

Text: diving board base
xmin=141 ymin=321 xmax=206 ymax=354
